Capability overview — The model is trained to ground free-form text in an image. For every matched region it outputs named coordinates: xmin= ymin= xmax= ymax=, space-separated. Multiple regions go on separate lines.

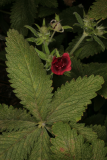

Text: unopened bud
xmin=40 ymin=26 xmax=49 ymax=35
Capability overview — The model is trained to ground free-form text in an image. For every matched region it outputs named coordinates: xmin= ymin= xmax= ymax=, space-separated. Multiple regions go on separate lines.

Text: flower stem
xmin=49 ymin=30 xmax=56 ymax=44
xmin=69 ymin=31 xmax=88 ymax=56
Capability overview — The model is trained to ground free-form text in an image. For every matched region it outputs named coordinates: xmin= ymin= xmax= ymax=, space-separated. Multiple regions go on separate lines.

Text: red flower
xmin=51 ymin=53 xmax=71 ymax=75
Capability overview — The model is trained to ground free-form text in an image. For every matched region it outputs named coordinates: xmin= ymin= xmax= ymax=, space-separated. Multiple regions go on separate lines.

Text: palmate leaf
xmin=50 ymin=122 xmax=92 ymax=160
xmin=88 ymin=0 xmax=107 ymax=20
xmin=0 ymin=127 xmax=41 ymax=160
xmin=10 ymin=0 xmax=37 ymax=36
xmin=51 ymin=122 xmax=107 ymax=160
xmin=5 ymin=29 xmax=53 ymax=121
xmin=0 ymin=104 xmax=37 ymax=132
xmin=46 ymin=75 xmax=104 ymax=124
xmin=29 ymin=128 xmax=53 ymax=160
xmin=0 ymin=127 xmax=52 ymax=160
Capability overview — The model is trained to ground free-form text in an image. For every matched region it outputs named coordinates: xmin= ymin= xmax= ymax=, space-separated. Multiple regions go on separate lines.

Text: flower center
xmin=55 ymin=58 xmax=66 ymax=69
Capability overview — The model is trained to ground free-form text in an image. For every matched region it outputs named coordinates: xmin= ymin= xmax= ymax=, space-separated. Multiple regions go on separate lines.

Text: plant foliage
xmin=88 ymin=0 xmax=107 ymax=20
xmin=0 ymin=0 xmax=58 ymax=36
xmin=0 ymin=29 xmax=106 ymax=159
xmin=66 ymin=35 xmax=104 ymax=59
xmin=50 ymin=122 xmax=107 ymax=160
xmin=10 ymin=0 xmax=37 ymax=36
xmin=5 ymin=29 xmax=53 ymax=121
xmin=0 ymin=0 xmax=107 ymax=159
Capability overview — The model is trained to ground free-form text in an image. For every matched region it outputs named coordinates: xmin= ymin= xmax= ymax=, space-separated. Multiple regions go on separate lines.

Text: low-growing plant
xmin=0 ymin=0 xmax=107 ymax=160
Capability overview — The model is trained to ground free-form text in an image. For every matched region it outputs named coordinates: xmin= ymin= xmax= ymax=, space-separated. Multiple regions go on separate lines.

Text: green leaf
xmin=46 ymin=75 xmax=104 ymax=124
xmin=50 ymin=122 xmax=92 ymax=159
xmin=62 ymin=25 xmax=73 ymax=29
xmin=73 ymin=23 xmax=82 ymax=27
xmin=89 ymin=124 xmax=107 ymax=142
xmin=69 ymin=121 xmax=98 ymax=143
xmin=35 ymin=47 xmax=47 ymax=60
xmin=24 ymin=25 xmax=38 ymax=37
xmin=44 ymin=43 xmax=50 ymax=55
xmin=66 ymin=35 xmax=104 ymax=59
xmin=5 ymin=29 xmax=53 ymax=121
xmin=10 ymin=0 xmax=37 ymax=36
xmin=91 ymin=139 xmax=107 ymax=159
xmin=0 ymin=104 xmax=37 ymax=132
xmin=0 ymin=127 xmax=41 ymax=160
xmin=39 ymin=0 xmax=58 ymax=8
xmin=34 ymin=23 xmax=40 ymax=29
xmin=93 ymin=36 xmax=105 ymax=51
xmin=55 ymin=13 xmax=60 ymax=21
xmin=88 ymin=0 xmax=107 ymax=20
xmin=26 ymin=37 xmax=37 ymax=43
xmin=36 ymin=38 xmax=43 ymax=45
xmin=29 ymin=128 xmax=53 ymax=160
xmin=59 ymin=7 xmax=83 ymax=33
xmin=74 ymin=47 xmax=83 ymax=58
xmin=42 ymin=18 xmax=45 ymax=26
xmin=83 ymin=63 xmax=107 ymax=98
xmin=70 ymin=57 xmax=84 ymax=78
xmin=73 ymin=12 xmax=84 ymax=26
xmin=63 ymin=71 xmax=71 ymax=77
xmin=50 ymin=48 xmax=56 ymax=56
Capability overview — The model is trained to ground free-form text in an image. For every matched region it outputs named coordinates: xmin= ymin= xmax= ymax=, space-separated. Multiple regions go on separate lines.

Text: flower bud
xmin=37 ymin=26 xmax=50 ymax=44
xmin=95 ymin=26 xmax=105 ymax=36
xmin=40 ymin=26 xmax=49 ymax=35
xmin=50 ymin=20 xmax=64 ymax=32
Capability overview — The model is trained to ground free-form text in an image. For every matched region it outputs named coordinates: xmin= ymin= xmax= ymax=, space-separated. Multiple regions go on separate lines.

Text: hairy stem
xmin=69 ymin=31 xmax=88 ymax=56
xmin=49 ymin=30 xmax=56 ymax=45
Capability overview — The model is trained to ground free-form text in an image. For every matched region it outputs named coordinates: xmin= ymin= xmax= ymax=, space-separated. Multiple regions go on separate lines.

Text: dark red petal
xmin=51 ymin=52 xmax=72 ymax=75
